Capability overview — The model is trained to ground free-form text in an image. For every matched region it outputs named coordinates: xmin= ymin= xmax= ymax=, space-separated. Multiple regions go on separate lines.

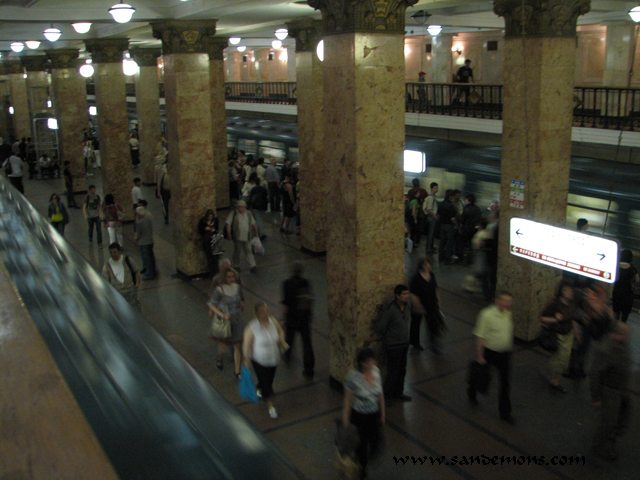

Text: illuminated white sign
xmin=510 ymin=218 xmax=618 ymax=283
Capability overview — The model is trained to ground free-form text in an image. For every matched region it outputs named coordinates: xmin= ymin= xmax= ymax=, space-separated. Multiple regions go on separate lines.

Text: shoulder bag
xmin=210 ymin=301 xmax=231 ymax=339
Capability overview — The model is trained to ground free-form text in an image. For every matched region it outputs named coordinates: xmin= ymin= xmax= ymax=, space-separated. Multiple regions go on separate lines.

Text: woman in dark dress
xmin=409 ymin=258 xmax=443 ymax=354
xmin=198 ymin=209 xmax=221 ymax=276
xmin=612 ymin=249 xmax=639 ymax=323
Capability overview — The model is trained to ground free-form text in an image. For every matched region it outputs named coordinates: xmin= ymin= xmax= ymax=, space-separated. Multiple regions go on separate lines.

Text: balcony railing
xmin=86 ymin=81 xmax=640 ymax=131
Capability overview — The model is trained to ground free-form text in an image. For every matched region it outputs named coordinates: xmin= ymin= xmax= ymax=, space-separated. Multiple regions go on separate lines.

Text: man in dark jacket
xmin=282 ymin=262 xmax=315 ymax=378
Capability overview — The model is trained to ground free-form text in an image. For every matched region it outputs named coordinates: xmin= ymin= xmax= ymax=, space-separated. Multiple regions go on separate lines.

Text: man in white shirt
xmin=467 ymin=291 xmax=515 ymax=424
xmin=3 ymin=145 xmax=25 ymax=193
xmin=226 ymin=200 xmax=259 ymax=273
xmin=422 ymin=182 xmax=439 ymax=254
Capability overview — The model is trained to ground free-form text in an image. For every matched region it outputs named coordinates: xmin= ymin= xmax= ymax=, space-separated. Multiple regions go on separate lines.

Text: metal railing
xmin=86 ymin=81 xmax=640 ymax=131
xmin=224 ymin=82 xmax=297 ymax=104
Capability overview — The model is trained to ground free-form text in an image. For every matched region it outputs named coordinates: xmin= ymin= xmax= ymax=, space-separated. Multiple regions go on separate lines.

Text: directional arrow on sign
xmin=597 ymin=253 xmax=605 ymax=261
xmin=516 ymin=229 xmax=523 ymax=238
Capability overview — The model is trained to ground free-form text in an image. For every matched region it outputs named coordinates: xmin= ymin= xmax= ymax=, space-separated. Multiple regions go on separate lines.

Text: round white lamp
xmin=26 ymin=41 xmax=41 ymax=49
xmin=72 ymin=23 xmax=92 ymax=34
xmin=10 ymin=42 xmax=24 ymax=53
xmin=275 ymin=28 xmax=288 ymax=40
xmin=427 ymin=25 xmax=442 ymax=36
xmin=79 ymin=64 xmax=95 ymax=78
xmin=44 ymin=27 xmax=62 ymax=42
xmin=229 ymin=37 xmax=241 ymax=45
xmin=316 ymin=40 xmax=324 ymax=62
xmin=109 ymin=3 xmax=136 ymax=23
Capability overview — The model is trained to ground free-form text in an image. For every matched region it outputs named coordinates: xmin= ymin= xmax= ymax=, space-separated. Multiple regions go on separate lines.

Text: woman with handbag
xmin=103 ymin=193 xmax=125 ymax=247
xmin=243 ymin=303 xmax=286 ymax=419
xmin=409 ymin=258 xmax=444 ymax=354
xmin=208 ymin=266 xmax=245 ymax=378
xmin=342 ymin=348 xmax=385 ymax=479
xmin=540 ymin=282 xmax=580 ymax=393
xmin=47 ymin=193 xmax=69 ymax=236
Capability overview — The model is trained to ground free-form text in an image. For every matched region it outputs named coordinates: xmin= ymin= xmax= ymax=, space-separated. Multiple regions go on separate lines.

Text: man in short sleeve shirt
xmin=467 ymin=291 xmax=515 ymax=424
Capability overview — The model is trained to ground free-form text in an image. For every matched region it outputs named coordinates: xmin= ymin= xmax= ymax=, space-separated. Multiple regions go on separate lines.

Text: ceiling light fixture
xmin=229 ymin=37 xmax=241 ymax=45
xmin=89 ymin=106 xmax=97 ymax=116
xmin=47 ymin=118 xmax=58 ymax=130
xmin=316 ymin=39 xmax=324 ymax=62
xmin=109 ymin=3 xmax=136 ymax=23
xmin=9 ymin=106 xmax=14 ymax=115
xmin=26 ymin=41 xmax=41 ymax=49
xmin=275 ymin=28 xmax=288 ymax=40
xmin=10 ymin=42 xmax=24 ymax=53
xmin=427 ymin=25 xmax=442 ymax=36
xmin=123 ymin=56 xmax=139 ymax=76
xmin=630 ymin=6 xmax=640 ymax=22
xmin=271 ymin=40 xmax=282 ymax=49
xmin=72 ymin=23 xmax=92 ymax=34
xmin=44 ymin=26 xmax=62 ymax=42
xmin=237 ymin=45 xmax=246 ymax=52
xmin=79 ymin=63 xmax=94 ymax=78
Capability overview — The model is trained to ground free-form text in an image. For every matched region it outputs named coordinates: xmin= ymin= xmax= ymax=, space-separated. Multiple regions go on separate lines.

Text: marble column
xmin=288 ymin=19 xmax=327 ymax=253
xmin=207 ymin=38 xmax=230 ymax=210
xmin=493 ymin=0 xmax=590 ymax=340
xmin=309 ymin=0 xmax=417 ymax=382
xmin=21 ymin=56 xmax=51 ymax=118
xmin=5 ymin=61 xmax=31 ymax=140
xmin=47 ymin=49 xmax=89 ymax=197
xmin=130 ymin=48 xmax=162 ymax=185
xmin=602 ymin=21 xmax=636 ymax=87
xmin=0 ymin=65 xmax=13 ymax=140
xmin=431 ymin=34 xmax=454 ymax=83
xmin=84 ymin=39 xmax=131 ymax=210
xmin=152 ymin=20 xmax=217 ymax=277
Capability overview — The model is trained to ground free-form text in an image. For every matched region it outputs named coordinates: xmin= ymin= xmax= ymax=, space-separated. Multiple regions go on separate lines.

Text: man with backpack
xmin=282 ymin=262 xmax=315 ymax=379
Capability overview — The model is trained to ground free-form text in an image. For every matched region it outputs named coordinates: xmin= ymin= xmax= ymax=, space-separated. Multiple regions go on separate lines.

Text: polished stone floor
xmin=19 ymin=173 xmax=640 ymax=480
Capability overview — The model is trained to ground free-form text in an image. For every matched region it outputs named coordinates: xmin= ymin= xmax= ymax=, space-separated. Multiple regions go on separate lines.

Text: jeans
xmin=383 ymin=344 xmax=409 ymax=398
xmin=139 ymin=243 xmax=157 ymax=278
xmin=439 ymin=223 xmax=455 ymax=261
xmin=468 ymin=348 xmax=511 ymax=418
xmin=284 ymin=321 xmax=315 ymax=376
xmin=87 ymin=216 xmax=102 ymax=244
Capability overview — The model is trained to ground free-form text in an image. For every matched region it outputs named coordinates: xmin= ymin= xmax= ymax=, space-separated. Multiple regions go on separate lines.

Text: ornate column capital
xmin=3 ymin=60 xmax=24 ymax=75
xmin=308 ymin=0 xmax=419 ymax=35
xmin=151 ymin=20 xmax=218 ymax=54
xmin=84 ymin=38 xmax=130 ymax=64
xmin=493 ymin=0 xmax=591 ymax=38
xmin=204 ymin=37 xmax=229 ymax=61
xmin=287 ymin=19 xmax=323 ymax=52
xmin=130 ymin=48 xmax=162 ymax=67
xmin=46 ymin=49 xmax=80 ymax=69
xmin=20 ymin=55 xmax=49 ymax=72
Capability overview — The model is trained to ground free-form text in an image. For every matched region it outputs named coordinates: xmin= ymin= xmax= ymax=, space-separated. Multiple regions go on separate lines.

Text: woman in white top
xmin=243 ymin=303 xmax=286 ymax=419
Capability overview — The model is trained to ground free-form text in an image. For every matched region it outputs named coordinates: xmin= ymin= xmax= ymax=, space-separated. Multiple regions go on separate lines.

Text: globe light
xmin=630 ymin=6 xmax=640 ymax=22
xmin=271 ymin=40 xmax=282 ymax=49
xmin=109 ymin=3 xmax=136 ymax=23
xmin=123 ymin=58 xmax=139 ymax=76
xmin=9 ymin=106 xmax=14 ymax=115
xmin=47 ymin=118 xmax=58 ymax=130
xmin=427 ymin=25 xmax=442 ymax=36
xmin=44 ymin=27 xmax=62 ymax=42
xmin=72 ymin=23 xmax=92 ymax=34
xmin=25 ymin=41 xmax=41 ymax=49
xmin=275 ymin=28 xmax=288 ymax=40
xmin=229 ymin=37 xmax=241 ymax=45
xmin=79 ymin=64 xmax=95 ymax=78
xmin=237 ymin=45 xmax=246 ymax=52
xmin=316 ymin=39 xmax=324 ymax=62
xmin=10 ymin=42 xmax=24 ymax=53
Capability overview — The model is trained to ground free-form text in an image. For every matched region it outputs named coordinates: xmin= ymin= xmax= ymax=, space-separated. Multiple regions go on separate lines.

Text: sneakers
xmin=268 ymin=405 xmax=278 ymax=419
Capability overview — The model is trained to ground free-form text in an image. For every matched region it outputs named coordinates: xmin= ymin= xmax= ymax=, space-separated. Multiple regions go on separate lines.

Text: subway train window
xmin=227 ymin=134 xmax=236 ymax=149
xmin=237 ymin=138 xmax=257 ymax=155
xmin=287 ymin=147 xmax=299 ymax=163
xmin=404 ymin=150 xmax=425 ymax=173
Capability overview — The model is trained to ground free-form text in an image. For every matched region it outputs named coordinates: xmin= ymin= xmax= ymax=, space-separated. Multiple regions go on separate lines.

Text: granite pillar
xmin=85 ymin=39 xmax=131 ymax=210
xmin=5 ymin=61 xmax=31 ymax=140
xmin=494 ymin=0 xmax=591 ymax=340
xmin=431 ymin=34 xmax=453 ymax=83
xmin=131 ymin=48 xmax=163 ymax=185
xmin=602 ymin=21 xmax=636 ymax=87
xmin=152 ymin=20 xmax=217 ymax=277
xmin=289 ymin=19 xmax=327 ymax=253
xmin=22 ymin=56 xmax=51 ymax=117
xmin=309 ymin=0 xmax=417 ymax=382
xmin=47 ymin=50 xmax=89 ymax=197
xmin=0 ymin=67 xmax=14 ymax=141
xmin=207 ymin=38 xmax=230 ymax=210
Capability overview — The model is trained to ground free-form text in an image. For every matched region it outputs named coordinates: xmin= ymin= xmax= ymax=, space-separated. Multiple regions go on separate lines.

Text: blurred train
xmin=226 ymin=116 xmax=640 ymax=252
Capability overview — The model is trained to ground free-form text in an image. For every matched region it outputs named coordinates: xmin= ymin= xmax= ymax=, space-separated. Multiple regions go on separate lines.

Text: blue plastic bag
xmin=239 ymin=364 xmax=259 ymax=403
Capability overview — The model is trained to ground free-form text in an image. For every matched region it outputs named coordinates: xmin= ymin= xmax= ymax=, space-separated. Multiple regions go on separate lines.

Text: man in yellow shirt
xmin=467 ymin=291 xmax=515 ymax=424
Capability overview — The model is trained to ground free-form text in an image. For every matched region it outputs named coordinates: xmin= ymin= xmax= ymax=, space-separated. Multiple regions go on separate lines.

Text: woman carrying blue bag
xmin=243 ymin=303 xmax=287 ymax=419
